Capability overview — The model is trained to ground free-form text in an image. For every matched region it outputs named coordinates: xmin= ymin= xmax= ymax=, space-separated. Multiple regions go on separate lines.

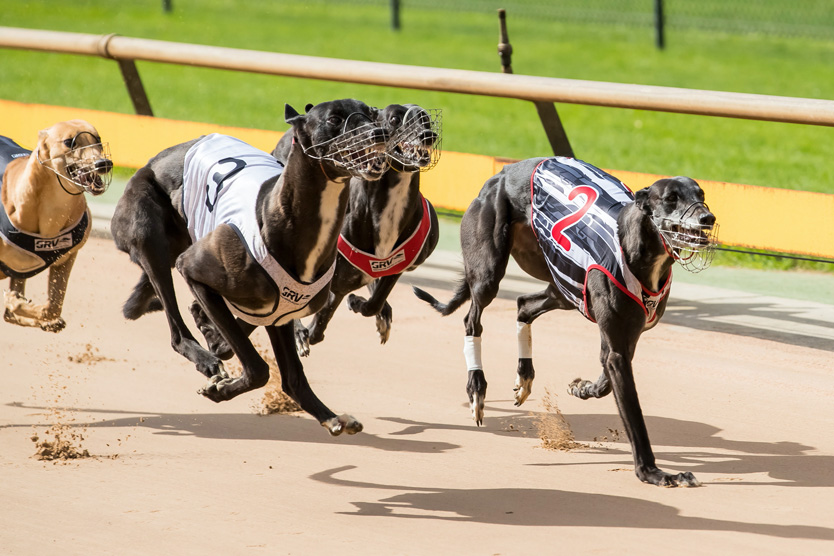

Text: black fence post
xmin=654 ymin=0 xmax=665 ymax=50
xmin=391 ymin=0 xmax=401 ymax=31
xmin=163 ymin=0 xmax=172 ymax=13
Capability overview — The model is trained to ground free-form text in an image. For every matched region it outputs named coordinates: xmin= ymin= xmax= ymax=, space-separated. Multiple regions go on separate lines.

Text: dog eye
xmin=390 ymin=116 xmax=402 ymax=127
xmin=665 ymin=193 xmax=678 ymax=204
xmin=63 ymin=139 xmax=74 ymax=148
xmin=327 ymin=116 xmax=343 ymax=126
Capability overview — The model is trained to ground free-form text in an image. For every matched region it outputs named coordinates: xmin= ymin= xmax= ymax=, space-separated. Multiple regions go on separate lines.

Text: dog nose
xmin=95 ymin=158 xmax=113 ymax=175
xmin=420 ymin=130 xmax=438 ymax=147
xmin=372 ymin=127 xmax=389 ymax=145
xmin=699 ymin=212 xmax=716 ymax=226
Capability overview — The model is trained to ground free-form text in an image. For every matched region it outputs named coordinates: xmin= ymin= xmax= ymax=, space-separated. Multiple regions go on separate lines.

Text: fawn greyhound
xmin=0 ymin=120 xmax=112 ymax=332
xmin=272 ymin=104 xmax=442 ymax=354
xmin=110 ymin=99 xmax=389 ymax=435
xmin=414 ymin=156 xmax=718 ymax=486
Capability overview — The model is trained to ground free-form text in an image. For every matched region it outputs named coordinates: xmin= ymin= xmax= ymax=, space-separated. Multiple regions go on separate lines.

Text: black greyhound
xmin=413 ymin=156 xmax=718 ymax=486
xmin=272 ymin=104 xmax=441 ymax=353
xmin=110 ymin=99 xmax=389 ymax=435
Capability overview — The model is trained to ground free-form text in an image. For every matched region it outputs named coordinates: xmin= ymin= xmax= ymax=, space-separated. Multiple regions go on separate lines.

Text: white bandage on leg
xmin=463 ymin=335 xmax=482 ymax=370
xmin=517 ymin=321 xmax=532 ymax=359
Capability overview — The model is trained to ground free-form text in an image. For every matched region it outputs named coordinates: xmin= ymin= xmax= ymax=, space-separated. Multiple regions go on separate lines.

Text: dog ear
xmin=285 ymin=104 xmax=304 ymax=126
xmin=305 ymin=103 xmax=314 ymax=113
xmin=37 ymin=128 xmax=51 ymax=161
xmin=634 ymin=188 xmax=653 ymax=216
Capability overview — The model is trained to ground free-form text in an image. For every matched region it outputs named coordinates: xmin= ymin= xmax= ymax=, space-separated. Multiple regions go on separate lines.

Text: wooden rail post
xmin=498 ymin=9 xmax=574 ymax=157
xmin=98 ymin=33 xmax=154 ymax=117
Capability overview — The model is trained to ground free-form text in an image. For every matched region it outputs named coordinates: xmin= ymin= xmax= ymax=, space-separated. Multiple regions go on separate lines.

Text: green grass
xmin=1 ymin=1 xmax=833 ymax=194
xmin=2 ymin=1 xmax=834 ymax=276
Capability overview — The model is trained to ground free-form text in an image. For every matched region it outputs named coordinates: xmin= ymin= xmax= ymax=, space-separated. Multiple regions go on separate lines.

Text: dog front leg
xmin=346 ymin=275 xmax=399 ymax=343
xmin=266 ymin=323 xmax=363 ymax=436
xmin=302 ymin=290 xmax=345 ymax=354
xmin=3 ymin=277 xmax=34 ymax=327
xmin=4 ymin=253 xmax=77 ymax=332
xmin=599 ymin=328 xmax=700 ymax=488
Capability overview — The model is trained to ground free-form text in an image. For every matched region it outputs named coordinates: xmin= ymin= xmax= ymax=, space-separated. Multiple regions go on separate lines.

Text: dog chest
xmin=181 ymin=134 xmax=335 ymax=327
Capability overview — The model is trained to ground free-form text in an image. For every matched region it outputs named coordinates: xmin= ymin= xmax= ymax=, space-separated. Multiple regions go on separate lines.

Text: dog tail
xmin=412 ymin=281 xmax=470 ymax=316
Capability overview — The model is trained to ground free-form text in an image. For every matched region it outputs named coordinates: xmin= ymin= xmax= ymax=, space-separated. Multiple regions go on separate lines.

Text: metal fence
xmin=341 ymin=0 xmax=834 ymax=39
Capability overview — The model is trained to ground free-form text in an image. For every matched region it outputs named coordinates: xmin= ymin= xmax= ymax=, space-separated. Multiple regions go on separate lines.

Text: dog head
xmin=635 ymin=176 xmax=719 ymax=272
xmin=285 ymin=99 xmax=389 ymax=181
xmin=36 ymin=120 xmax=113 ymax=196
xmin=380 ymin=104 xmax=442 ymax=172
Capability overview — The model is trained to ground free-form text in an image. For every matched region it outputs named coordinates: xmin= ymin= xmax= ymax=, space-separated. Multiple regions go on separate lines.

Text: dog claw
xmin=471 ymin=393 xmax=484 ymax=426
xmin=40 ymin=318 xmax=67 ymax=333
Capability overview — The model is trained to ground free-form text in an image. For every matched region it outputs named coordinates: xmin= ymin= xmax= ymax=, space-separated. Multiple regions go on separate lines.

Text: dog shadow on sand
xmin=6 ymin=400 xmax=832 ymax=489
xmin=379 ymin=404 xmax=834 ymax=489
xmin=309 ymin=464 xmax=834 ymax=540
xmin=2 ymin=402 xmax=459 ymax=455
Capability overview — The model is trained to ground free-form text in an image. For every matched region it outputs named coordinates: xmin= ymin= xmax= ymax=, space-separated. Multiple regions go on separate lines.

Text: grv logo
xmin=370 ymin=251 xmax=406 ymax=272
xmin=281 ymin=287 xmax=311 ymax=304
xmin=34 ymin=234 xmax=72 ymax=251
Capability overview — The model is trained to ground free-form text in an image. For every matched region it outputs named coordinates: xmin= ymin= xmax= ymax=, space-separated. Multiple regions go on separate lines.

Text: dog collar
xmin=337 ymin=195 xmax=432 ymax=278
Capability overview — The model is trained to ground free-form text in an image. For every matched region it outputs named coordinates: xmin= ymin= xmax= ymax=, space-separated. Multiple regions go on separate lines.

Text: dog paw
xmin=513 ymin=376 xmax=532 ymax=407
xmin=346 ymin=294 xmax=367 ymax=314
xmin=294 ymin=327 xmax=311 ymax=357
xmin=567 ymin=378 xmax=592 ymax=399
xmin=638 ymin=466 xmax=701 ymax=488
xmin=322 ymin=414 xmax=363 ymax=436
xmin=375 ymin=314 xmax=391 ymax=344
xmin=197 ymin=374 xmax=232 ymax=403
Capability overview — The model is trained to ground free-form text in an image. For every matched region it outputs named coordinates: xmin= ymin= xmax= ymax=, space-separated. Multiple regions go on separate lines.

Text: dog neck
xmin=1 ymin=152 xmax=87 ymax=237
xmin=618 ymin=203 xmax=674 ymax=292
xmin=349 ymin=169 xmax=421 ymax=258
xmin=259 ymin=144 xmax=351 ymax=283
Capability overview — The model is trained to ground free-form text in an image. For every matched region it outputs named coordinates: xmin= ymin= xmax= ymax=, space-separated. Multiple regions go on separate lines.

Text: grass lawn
xmin=1 ymin=1 xmax=833 ymax=274
xmin=2 ymin=1 xmax=833 ymax=192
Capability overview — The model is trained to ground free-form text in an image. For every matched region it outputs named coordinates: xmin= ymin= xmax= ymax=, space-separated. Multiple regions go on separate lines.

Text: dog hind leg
xmin=133 ymin=241 xmax=224 ymax=379
xmin=123 ymin=271 xmax=163 ymax=320
xmin=513 ymin=285 xmax=570 ymax=406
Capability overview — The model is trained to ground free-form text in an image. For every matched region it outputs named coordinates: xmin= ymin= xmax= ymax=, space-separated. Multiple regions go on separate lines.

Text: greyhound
xmin=413 ymin=156 xmax=718 ymax=486
xmin=0 ymin=120 xmax=112 ymax=332
xmin=272 ymin=104 xmax=442 ymax=354
xmin=110 ymin=99 xmax=389 ymax=435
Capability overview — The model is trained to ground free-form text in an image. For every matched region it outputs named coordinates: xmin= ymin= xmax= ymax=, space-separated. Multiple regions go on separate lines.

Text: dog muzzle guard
xmin=40 ymin=141 xmax=114 ymax=196
xmin=301 ymin=114 xmax=390 ymax=180
xmin=653 ymin=202 xmax=719 ymax=273
xmin=387 ymin=107 xmax=442 ymax=172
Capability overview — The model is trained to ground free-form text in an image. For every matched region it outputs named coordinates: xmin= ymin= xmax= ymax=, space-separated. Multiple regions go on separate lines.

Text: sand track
xmin=2 ymin=237 xmax=833 ymax=555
